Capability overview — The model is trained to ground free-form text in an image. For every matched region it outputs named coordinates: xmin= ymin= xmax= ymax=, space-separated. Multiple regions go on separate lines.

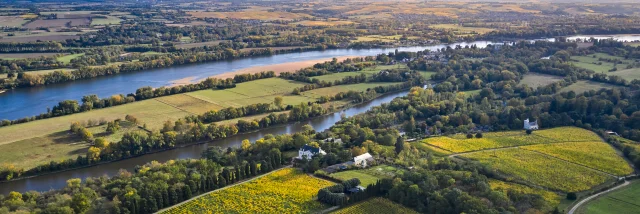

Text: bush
xmin=475 ymin=133 xmax=483 ymax=138
xmin=466 ymin=133 xmax=473 ymax=138
xmin=526 ymin=129 xmax=533 ymax=135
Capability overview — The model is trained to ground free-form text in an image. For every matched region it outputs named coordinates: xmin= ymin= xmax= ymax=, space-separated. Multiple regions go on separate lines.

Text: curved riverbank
xmin=0 ymin=41 xmax=496 ymax=120
xmin=0 ymin=89 xmax=409 ymax=194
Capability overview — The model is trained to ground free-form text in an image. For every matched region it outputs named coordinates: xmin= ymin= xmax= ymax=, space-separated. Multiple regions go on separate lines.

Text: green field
xmin=0 ymin=121 xmax=142 ymax=170
xmin=312 ymin=71 xmax=369 ymax=82
xmin=330 ymin=165 xmax=401 ymax=186
xmin=0 ymin=99 xmax=190 ymax=146
xmin=142 ymin=51 xmax=164 ymax=56
xmin=186 ymin=78 xmax=312 ymax=107
xmin=57 ymin=53 xmax=85 ymax=64
xmin=430 ymin=24 xmax=495 ymax=35
xmin=559 ymin=80 xmax=623 ymax=94
xmin=302 ymin=82 xmax=401 ymax=98
xmin=90 ymin=16 xmax=122 ymax=25
xmin=519 ymin=72 xmax=564 ymax=88
xmin=310 ymin=64 xmax=411 ymax=82
xmin=155 ymin=94 xmax=224 ymax=114
xmin=571 ymin=53 xmax=640 ymax=81
xmin=606 ymin=68 xmax=640 ymax=81
xmin=330 ymin=170 xmax=381 ymax=187
xmin=355 ymin=35 xmax=404 ymax=42
xmin=331 ymin=197 xmax=418 ymax=214
xmin=577 ymin=180 xmax=640 ymax=214
xmin=0 ymin=68 xmax=76 ymax=79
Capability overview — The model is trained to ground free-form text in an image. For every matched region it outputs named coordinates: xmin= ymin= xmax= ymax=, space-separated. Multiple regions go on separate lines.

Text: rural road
xmin=567 ymin=180 xmax=630 ymax=214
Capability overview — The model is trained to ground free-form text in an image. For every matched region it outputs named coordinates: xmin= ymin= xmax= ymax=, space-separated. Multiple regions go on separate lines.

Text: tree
xmin=106 ymin=121 xmax=120 ymax=134
xmin=395 ymin=136 xmax=404 ymax=154
xmin=71 ymin=193 xmax=90 ymax=214
xmin=125 ymin=115 xmax=139 ymax=124
xmin=93 ymin=138 xmax=109 ymax=148
xmin=274 ymin=96 xmax=283 ymax=109
xmin=404 ymin=116 xmax=416 ymax=134
xmin=241 ymin=139 xmax=251 ymax=151
xmin=309 ymin=141 xmax=320 ymax=148
xmin=80 ymin=128 xmax=94 ymax=143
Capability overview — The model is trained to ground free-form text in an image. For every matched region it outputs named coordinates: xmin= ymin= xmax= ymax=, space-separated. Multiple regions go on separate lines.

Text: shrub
xmin=526 ymin=129 xmax=533 ymax=135
xmin=466 ymin=133 xmax=473 ymax=138
xmin=476 ymin=133 xmax=483 ymax=138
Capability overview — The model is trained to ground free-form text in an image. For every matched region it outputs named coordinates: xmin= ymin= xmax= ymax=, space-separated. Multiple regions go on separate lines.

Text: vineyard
xmin=522 ymin=142 xmax=633 ymax=176
xmin=163 ymin=168 xmax=334 ymax=214
xmin=533 ymin=127 xmax=602 ymax=142
xmin=422 ymin=127 xmax=606 ymax=154
xmin=462 ymin=148 xmax=612 ymax=192
xmin=331 ymin=197 xmax=418 ymax=214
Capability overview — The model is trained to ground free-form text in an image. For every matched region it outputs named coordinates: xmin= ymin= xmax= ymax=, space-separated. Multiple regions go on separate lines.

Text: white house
xmin=353 ymin=153 xmax=374 ymax=168
xmin=524 ymin=118 xmax=539 ymax=130
xmin=297 ymin=144 xmax=326 ymax=160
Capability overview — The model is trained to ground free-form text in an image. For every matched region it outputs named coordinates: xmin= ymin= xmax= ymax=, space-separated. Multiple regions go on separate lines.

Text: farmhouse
xmin=524 ymin=118 xmax=539 ymax=130
xmin=297 ymin=144 xmax=326 ymax=160
xmin=353 ymin=153 xmax=374 ymax=168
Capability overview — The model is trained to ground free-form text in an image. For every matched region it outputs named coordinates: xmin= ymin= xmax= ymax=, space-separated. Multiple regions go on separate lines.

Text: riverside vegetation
xmin=2 ymin=14 xmax=640 ymax=213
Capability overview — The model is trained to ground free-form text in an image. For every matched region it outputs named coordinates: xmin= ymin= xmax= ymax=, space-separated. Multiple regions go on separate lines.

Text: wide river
xmin=0 ymin=90 xmax=406 ymax=194
xmin=0 ymin=41 xmax=499 ymax=120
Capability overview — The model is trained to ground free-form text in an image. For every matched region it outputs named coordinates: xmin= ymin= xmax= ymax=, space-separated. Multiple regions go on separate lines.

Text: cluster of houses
xmin=297 ymin=136 xmax=376 ymax=171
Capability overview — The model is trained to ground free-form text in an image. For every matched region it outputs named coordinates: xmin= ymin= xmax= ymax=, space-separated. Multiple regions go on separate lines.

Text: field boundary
xmin=156 ymin=165 xmax=292 ymax=213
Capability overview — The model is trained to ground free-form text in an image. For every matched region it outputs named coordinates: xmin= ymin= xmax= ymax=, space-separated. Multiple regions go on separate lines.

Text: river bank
xmin=168 ymin=56 xmax=360 ymax=86
xmin=0 ymin=41 xmax=495 ymax=121
xmin=0 ymin=89 xmax=409 ymax=194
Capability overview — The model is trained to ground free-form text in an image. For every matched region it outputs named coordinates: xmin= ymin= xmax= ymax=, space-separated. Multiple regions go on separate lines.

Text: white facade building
xmin=524 ymin=118 xmax=539 ymax=130
xmin=297 ymin=144 xmax=326 ymax=160
xmin=353 ymin=153 xmax=374 ymax=168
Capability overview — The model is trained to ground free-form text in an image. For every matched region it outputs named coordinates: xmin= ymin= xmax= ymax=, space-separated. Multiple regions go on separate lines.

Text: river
xmin=0 ymin=41 xmax=497 ymax=120
xmin=2 ymin=34 xmax=637 ymax=194
xmin=0 ymin=90 xmax=406 ymax=194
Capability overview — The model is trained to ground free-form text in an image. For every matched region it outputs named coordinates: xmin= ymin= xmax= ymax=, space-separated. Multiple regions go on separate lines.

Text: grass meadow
xmin=0 ymin=121 xmax=143 ymax=169
xmin=577 ymin=180 xmax=640 ymax=214
xmin=559 ymin=81 xmax=623 ymax=94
